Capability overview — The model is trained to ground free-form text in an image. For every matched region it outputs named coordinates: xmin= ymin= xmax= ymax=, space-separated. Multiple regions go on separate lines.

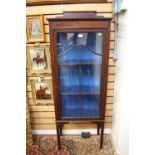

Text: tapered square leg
xmin=97 ymin=124 xmax=100 ymax=135
xmin=59 ymin=124 xmax=63 ymax=136
xmin=56 ymin=123 xmax=61 ymax=150
xmin=100 ymin=123 xmax=104 ymax=149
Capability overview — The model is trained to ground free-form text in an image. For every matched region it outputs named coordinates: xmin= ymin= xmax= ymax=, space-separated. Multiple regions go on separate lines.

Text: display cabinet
xmin=48 ymin=11 xmax=112 ymax=150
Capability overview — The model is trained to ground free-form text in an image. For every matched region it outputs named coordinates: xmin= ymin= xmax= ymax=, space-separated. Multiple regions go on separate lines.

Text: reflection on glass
xmin=57 ymin=32 xmax=103 ymax=118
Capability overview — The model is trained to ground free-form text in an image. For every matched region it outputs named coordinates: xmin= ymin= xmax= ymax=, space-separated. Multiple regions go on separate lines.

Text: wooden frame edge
xmin=26 ymin=0 xmax=109 ymax=6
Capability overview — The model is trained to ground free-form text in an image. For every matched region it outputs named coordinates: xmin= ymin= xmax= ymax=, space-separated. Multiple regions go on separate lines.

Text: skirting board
xmin=32 ymin=128 xmax=112 ymax=135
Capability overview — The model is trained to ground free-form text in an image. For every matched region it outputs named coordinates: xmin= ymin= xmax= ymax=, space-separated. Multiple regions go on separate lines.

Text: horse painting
xmin=36 ymin=85 xmax=48 ymax=99
xmin=33 ymin=53 xmax=45 ymax=66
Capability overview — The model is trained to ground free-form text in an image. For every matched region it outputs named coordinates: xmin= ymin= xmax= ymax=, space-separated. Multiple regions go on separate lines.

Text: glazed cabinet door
xmin=56 ymin=31 xmax=104 ymax=119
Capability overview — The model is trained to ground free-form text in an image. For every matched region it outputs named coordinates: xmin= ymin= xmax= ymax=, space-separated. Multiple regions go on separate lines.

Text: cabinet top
xmin=47 ymin=11 xmax=112 ymax=22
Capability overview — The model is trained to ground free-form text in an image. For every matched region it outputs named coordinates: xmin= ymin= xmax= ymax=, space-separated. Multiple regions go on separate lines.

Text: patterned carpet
xmin=27 ymin=134 xmax=116 ymax=155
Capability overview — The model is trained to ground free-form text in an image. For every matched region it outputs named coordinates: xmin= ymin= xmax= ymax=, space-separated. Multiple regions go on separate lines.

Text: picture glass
xmin=28 ymin=18 xmax=41 ymax=39
xmin=34 ymin=82 xmax=52 ymax=100
xmin=30 ymin=48 xmax=47 ymax=70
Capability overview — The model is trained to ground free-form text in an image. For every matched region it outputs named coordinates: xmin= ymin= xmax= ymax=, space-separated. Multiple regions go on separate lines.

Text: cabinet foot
xmin=56 ymin=123 xmax=61 ymax=150
xmin=100 ymin=123 xmax=104 ymax=149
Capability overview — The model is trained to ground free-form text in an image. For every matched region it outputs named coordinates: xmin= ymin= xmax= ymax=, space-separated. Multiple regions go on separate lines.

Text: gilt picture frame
xmin=26 ymin=15 xmax=45 ymax=43
xmin=27 ymin=44 xmax=51 ymax=74
xmin=31 ymin=79 xmax=53 ymax=105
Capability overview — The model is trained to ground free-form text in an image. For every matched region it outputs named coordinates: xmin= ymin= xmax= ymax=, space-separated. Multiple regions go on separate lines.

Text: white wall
xmin=112 ymin=11 xmax=128 ymax=155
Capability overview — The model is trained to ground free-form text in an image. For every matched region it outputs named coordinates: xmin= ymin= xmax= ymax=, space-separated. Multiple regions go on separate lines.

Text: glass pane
xmin=57 ymin=32 xmax=103 ymax=118
xmin=57 ymin=32 xmax=103 ymax=64
xmin=81 ymin=65 xmax=101 ymax=94
xmin=61 ymin=95 xmax=81 ymax=117
xmin=82 ymin=95 xmax=99 ymax=117
xmin=59 ymin=65 xmax=80 ymax=94
xmin=57 ymin=33 xmax=80 ymax=64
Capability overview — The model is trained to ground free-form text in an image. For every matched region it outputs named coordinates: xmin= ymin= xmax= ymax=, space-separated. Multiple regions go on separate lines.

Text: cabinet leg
xmin=59 ymin=124 xmax=63 ymax=136
xmin=56 ymin=123 xmax=61 ymax=150
xmin=97 ymin=124 xmax=100 ymax=135
xmin=100 ymin=123 xmax=104 ymax=149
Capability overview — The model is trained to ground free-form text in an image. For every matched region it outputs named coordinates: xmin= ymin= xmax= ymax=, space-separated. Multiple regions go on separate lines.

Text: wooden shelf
xmin=59 ymin=60 xmax=102 ymax=66
xmin=60 ymin=86 xmax=100 ymax=95
xmin=61 ymin=92 xmax=100 ymax=95
xmin=59 ymin=63 xmax=101 ymax=66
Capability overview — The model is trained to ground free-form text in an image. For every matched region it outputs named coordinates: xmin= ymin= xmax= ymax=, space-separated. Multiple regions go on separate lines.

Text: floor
xmin=27 ymin=134 xmax=116 ymax=155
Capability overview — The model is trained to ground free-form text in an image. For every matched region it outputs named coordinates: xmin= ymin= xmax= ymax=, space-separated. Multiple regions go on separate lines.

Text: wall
xmin=26 ymin=1 xmax=116 ymax=131
xmin=112 ymin=12 xmax=128 ymax=155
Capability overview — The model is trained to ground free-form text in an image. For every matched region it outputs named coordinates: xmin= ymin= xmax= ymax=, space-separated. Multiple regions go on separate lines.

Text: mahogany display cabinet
xmin=48 ymin=11 xmax=112 ymax=150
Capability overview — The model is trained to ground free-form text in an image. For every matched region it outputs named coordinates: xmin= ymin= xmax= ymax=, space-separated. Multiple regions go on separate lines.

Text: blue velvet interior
xmin=61 ymin=95 xmax=81 ymax=117
xmin=57 ymin=32 xmax=103 ymax=118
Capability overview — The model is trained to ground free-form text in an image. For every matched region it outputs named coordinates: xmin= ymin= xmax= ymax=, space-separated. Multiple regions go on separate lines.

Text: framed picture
xmin=27 ymin=44 xmax=51 ymax=74
xmin=31 ymin=79 xmax=53 ymax=104
xmin=26 ymin=15 xmax=45 ymax=43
